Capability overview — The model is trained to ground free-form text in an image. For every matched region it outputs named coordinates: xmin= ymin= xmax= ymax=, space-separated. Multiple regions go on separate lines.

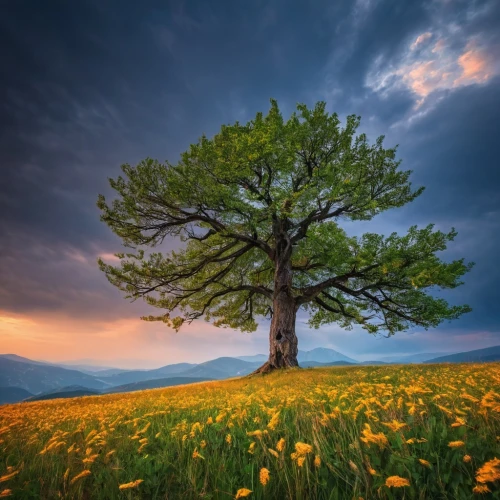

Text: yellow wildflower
xmin=476 ymin=457 xmax=500 ymax=484
xmin=82 ymin=454 xmax=98 ymax=464
xmin=360 ymin=424 xmax=388 ymax=449
xmin=0 ymin=490 xmax=12 ymax=498
xmin=269 ymin=448 xmax=279 ymax=458
xmin=192 ymin=448 xmax=204 ymax=460
xmin=451 ymin=417 xmax=466 ymax=428
xmin=200 ymin=440 xmax=207 ymax=449
xmin=448 ymin=441 xmax=466 ymax=448
xmin=419 ymin=459 xmax=431 ymax=468
xmin=294 ymin=442 xmax=313 ymax=455
xmin=0 ymin=471 xmax=18 ymax=483
xmin=259 ymin=468 xmax=270 ymax=486
xmin=381 ymin=420 xmax=407 ymax=432
xmin=226 ymin=434 xmax=232 ymax=445
xmin=385 ymin=476 xmax=410 ymax=487
xmin=70 ymin=470 xmax=91 ymax=485
xmin=246 ymin=430 xmax=263 ymax=438
xmin=215 ymin=412 xmax=226 ymax=423
xmin=235 ymin=488 xmax=252 ymax=498
xmin=276 ymin=438 xmax=285 ymax=452
xmin=118 ymin=479 xmax=144 ymax=490
xmin=473 ymin=484 xmax=491 ymax=494
xmin=267 ymin=411 xmax=280 ymax=431
xmin=314 ymin=455 xmax=321 ymax=468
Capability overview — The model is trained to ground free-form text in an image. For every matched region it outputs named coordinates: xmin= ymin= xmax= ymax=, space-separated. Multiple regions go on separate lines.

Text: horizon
xmin=1 ymin=0 xmax=499 ymax=368
xmin=3 ymin=344 xmax=495 ymax=371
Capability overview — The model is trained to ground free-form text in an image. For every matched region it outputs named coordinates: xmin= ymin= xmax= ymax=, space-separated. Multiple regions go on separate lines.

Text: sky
xmin=1 ymin=0 xmax=499 ymax=369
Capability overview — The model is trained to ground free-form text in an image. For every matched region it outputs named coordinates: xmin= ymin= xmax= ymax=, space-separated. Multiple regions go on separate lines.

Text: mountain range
xmin=1 ymin=345 xmax=499 ymax=404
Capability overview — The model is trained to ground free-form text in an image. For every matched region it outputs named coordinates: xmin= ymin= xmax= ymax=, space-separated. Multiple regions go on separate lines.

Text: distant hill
xmin=0 ymin=354 xmax=48 ymax=365
xmin=97 ymin=369 xmax=170 ymax=386
xmin=379 ymin=352 xmax=456 ymax=364
xmin=0 ymin=354 xmax=124 ymax=377
xmin=236 ymin=354 xmax=268 ymax=363
xmin=90 ymin=368 xmax=132 ymax=377
xmin=152 ymin=363 xmax=198 ymax=376
xmin=97 ymin=363 xmax=198 ymax=386
xmin=195 ymin=357 xmax=261 ymax=376
xmin=0 ymin=386 xmax=33 ymax=404
xmin=171 ymin=358 xmax=261 ymax=380
xmin=424 ymin=345 xmax=500 ymax=364
xmin=0 ymin=357 xmax=109 ymax=394
xmin=25 ymin=385 xmax=101 ymax=402
xmin=298 ymin=348 xmax=358 ymax=364
xmin=105 ymin=377 xmax=213 ymax=394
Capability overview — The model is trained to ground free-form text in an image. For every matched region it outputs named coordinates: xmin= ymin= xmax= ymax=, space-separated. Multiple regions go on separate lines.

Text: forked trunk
xmin=250 ymin=232 xmax=299 ymax=375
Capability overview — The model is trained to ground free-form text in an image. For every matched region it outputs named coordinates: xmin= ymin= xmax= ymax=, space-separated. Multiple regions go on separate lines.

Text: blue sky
xmin=0 ymin=0 xmax=499 ymax=368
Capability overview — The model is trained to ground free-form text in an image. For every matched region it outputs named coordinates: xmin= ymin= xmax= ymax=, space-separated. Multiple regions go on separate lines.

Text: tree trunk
xmin=250 ymin=229 xmax=299 ymax=375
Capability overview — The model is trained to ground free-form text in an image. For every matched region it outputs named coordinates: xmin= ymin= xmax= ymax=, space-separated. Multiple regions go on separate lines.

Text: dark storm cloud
xmin=0 ymin=0 xmax=341 ymax=318
xmin=0 ymin=0 xmax=499 ymax=358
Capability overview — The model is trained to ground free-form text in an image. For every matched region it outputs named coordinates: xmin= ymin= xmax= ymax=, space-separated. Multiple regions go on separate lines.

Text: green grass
xmin=0 ymin=363 xmax=499 ymax=499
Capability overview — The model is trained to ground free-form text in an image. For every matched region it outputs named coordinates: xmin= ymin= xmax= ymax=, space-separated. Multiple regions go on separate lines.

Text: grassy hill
xmin=25 ymin=386 xmax=101 ymax=402
xmin=0 ymin=357 xmax=109 ymax=394
xmin=0 ymin=363 xmax=499 ymax=499
xmin=105 ymin=376 xmax=213 ymax=394
xmin=424 ymin=345 xmax=500 ymax=363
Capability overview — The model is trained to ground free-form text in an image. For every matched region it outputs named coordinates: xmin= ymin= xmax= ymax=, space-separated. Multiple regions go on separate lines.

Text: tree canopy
xmin=97 ymin=99 xmax=473 ymax=367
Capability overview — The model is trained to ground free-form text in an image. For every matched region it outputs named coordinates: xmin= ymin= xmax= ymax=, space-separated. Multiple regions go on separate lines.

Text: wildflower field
xmin=1 ymin=363 xmax=499 ymax=499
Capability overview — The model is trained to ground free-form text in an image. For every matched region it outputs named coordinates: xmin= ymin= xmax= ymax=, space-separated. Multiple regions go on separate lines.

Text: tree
xmin=97 ymin=99 xmax=474 ymax=374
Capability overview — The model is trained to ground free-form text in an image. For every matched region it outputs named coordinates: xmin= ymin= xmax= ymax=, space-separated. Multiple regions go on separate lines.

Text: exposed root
xmin=248 ymin=362 xmax=275 ymax=377
xmin=247 ymin=361 xmax=301 ymax=377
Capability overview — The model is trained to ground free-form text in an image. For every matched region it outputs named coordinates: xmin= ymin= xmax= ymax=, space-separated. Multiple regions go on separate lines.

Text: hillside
xmin=297 ymin=348 xmax=358 ymax=364
xmin=0 ymin=354 xmax=48 ymax=366
xmin=105 ymin=376 xmax=213 ymax=394
xmin=1 ymin=363 xmax=499 ymax=499
xmin=425 ymin=345 xmax=500 ymax=363
xmin=0 ymin=386 xmax=33 ymax=404
xmin=25 ymin=386 xmax=101 ymax=402
xmin=379 ymin=352 xmax=456 ymax=364
xmin=0 ymin=357 xmax=109 ymax=394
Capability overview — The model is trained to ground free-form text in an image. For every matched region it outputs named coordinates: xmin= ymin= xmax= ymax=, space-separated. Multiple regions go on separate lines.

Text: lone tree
xmin=97 ymin=99 xmax=473 ymax=374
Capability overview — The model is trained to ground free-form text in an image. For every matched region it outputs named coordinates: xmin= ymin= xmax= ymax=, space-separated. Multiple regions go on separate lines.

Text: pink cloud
xmin=99 ymin=252 xmax=121 ymax=262
xmin=410 ymin=32 xmax=432 ymax=50
xmin=453 ymin=42 xmax=492 ymax=87
xmin=366 ymin=34 xmax=497 ymax=112
xmin=0 ymin=308 xmax=269 ymax=368
xmin=431 ymin=39 xmax=446 ymax=53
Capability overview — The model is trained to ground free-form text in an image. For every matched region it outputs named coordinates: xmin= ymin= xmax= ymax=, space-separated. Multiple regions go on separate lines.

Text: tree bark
xmin=250 ymin=226 xmax=299 ymax=375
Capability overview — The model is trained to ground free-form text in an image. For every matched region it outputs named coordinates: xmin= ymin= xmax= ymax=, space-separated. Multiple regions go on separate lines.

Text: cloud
xmin=1 ymin=0 xmax=499 ymax=367
xmin=366 ymin=35 xmax=497 ymax=112
xmin=365 ymin=0 xmax=500 ymax=122
xmin=454 ymin=40 xmax=493 ymax=86
xmin=410 ymin=31 xmax=433 ymax=50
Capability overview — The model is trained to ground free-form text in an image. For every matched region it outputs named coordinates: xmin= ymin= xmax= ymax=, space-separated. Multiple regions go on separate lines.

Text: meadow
xmin=0 ymin=363 xmax=499 ymax=499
